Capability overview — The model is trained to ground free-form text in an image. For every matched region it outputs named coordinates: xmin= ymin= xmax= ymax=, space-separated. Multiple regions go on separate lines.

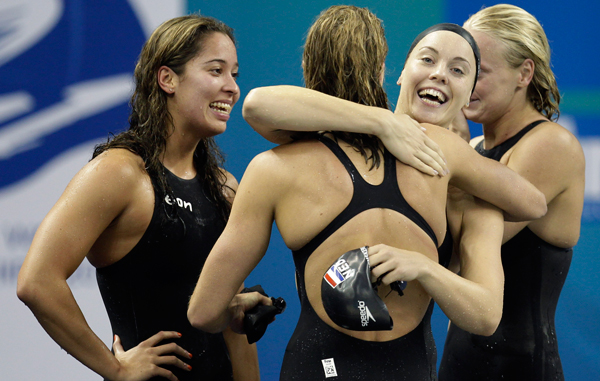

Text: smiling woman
xmin=16 ymin=14 xmax=258 ymax=381
xmin=163 ymin=32 xmax=239 ymax=138
xmin=395 ymin=24 xmax=479 ymax=129
xmin=187 ymin=6 xmax=546 ymax=381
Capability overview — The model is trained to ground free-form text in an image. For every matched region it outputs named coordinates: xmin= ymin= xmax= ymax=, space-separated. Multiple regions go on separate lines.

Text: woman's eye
xmin=232 ymin=72 xmax=239 ymax=80
xmin=452 ymin=67 xmax=464 ymax=75
xmin=422 ymin=57 xmax=433 ymax=64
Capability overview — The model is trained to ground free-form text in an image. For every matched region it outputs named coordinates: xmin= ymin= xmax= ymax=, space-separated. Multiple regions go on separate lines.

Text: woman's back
xmin=257 ymin=135 xmax=449 ymax=341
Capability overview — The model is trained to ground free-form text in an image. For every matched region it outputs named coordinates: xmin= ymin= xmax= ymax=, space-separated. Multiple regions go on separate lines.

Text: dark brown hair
xmin=93 ymin=14 xmax=235 ymax=221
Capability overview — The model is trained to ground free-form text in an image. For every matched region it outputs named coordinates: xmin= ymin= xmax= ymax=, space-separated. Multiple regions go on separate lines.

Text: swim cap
xmin=321 ymin=246 xmax=394 ymax=331
xmin=405 ymin=23 xmax=480 ymax=94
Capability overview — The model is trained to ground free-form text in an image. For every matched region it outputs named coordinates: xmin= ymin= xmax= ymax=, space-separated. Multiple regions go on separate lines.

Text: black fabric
xmin=96 ymin=167 xmax=232 ymax=381
xmin=440 ymin=121 xmax=571 ymax=381
xmin=436 ymin=227 xmax=453 ymax=269
xmin=293 ymin=135 xmax=437 ymax=263
xmin=474 ymin=120 xmax=546 ymax=160
xmin=439 ymin=228 xmax=572 ymax=381
xmin=281 ymin=300 xmax=438 ymax=380
xmin=283 ymin=136 xmax=443 ymax=380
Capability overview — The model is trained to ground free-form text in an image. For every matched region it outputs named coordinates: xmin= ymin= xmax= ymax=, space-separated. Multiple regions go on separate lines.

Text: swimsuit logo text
xmin=324 ymin=258 xmax=355 ymax=288
xmin=164 ymin=195 xmax=193 ymax=212
xmin=358 ymin=300 xmax=376 ymax=327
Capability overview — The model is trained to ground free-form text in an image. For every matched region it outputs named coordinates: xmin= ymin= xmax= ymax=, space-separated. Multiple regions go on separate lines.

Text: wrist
xmin=364 ymin=107 xmax=394 ymax=138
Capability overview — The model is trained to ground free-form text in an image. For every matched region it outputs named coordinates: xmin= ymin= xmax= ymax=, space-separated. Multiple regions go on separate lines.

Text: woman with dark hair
xmin=188 ymin=6 xmax=545 ymax=380
xmin=17 ymin=15 xmax=258 ymax=381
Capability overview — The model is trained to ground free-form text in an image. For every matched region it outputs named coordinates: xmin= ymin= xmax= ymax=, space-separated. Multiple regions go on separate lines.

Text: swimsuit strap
xmin=293 ymin=135 xmax=437 ymax=260
xmin=475 ymin=120 xmax=546 ymax=160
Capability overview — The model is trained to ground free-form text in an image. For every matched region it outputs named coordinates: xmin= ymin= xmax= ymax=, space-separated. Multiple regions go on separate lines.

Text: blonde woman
xmin=188 ymin=6 xmax=545 ymax=380
xmin=438 ymin=5 xmax=585 ymax=380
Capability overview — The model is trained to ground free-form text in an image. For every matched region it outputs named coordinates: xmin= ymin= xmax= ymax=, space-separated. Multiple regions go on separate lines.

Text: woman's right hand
xmin=378 ymin=113 xmax=448 ymax=177
xmin=113 ymin=331 xmax=191 ymax=381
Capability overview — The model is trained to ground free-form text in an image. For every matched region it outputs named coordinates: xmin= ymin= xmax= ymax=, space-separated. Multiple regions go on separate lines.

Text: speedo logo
xmin=360 ymin=246 xmax=369 ymax=265
xmin=358 ymin=300 xmax=376 ymax=327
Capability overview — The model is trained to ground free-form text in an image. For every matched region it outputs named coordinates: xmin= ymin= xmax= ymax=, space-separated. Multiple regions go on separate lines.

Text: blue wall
xmin=1 ymin=1 xmax=597 ymax=380
xmin=191 ymin=1 xmax=600 ymax=380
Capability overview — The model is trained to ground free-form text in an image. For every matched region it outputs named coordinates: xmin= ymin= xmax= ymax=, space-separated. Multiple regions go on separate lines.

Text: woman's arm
xmin=369 ymin=197 xmax=504 ymax=335
xmin=17 ymin=152 xmax=190 ymax=381
xmin=432 ymin=126 xmax=547 ymax=221
xmin=188 ymin=153 xmax=278 ymax=333
xmin=243 ymin=85 xmax=448 ymax=177
xmin=223 ymin=321 xmax=260 ymax=381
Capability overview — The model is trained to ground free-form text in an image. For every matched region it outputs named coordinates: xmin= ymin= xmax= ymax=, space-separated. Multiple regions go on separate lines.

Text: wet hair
xmin=303 ymin=5 xmax=389 ymax=169
xmin=465 ymin=4 xmax=560 ymax=121
xmin=405 ymin=23 xmax=480 ymax=94
xmin=93 ymin=14 xmax=235 ymax=222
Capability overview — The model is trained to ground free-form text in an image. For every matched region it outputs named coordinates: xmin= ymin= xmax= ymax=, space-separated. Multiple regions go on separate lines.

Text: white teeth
xmin=418 ymin=88 xmax=446 ymax=103
xmin=210 ymin=102 xmax=231 ymax=114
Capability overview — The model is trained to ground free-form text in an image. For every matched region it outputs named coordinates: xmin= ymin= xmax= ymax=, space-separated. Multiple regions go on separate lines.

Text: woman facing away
xmin=17 ymin=15 xmax=259 ymax=381
xmin=438 ymin=5 xmax=585 ymax=380
xmin=188 ymin=6 xmax=546 ymax=380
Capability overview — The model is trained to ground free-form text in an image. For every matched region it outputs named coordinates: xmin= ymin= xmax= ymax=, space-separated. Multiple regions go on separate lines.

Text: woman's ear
xmin=158 ymin=65 xmax=177 ymax=94
xmin=517 ymin=58 xmax=535 ymax=88
xmin=397 ymin=70 xmax=404 ymax=86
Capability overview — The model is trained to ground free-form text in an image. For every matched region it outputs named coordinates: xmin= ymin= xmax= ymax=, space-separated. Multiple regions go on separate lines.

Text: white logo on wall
xmin=0 ymin=0 xmax=184 ymax=287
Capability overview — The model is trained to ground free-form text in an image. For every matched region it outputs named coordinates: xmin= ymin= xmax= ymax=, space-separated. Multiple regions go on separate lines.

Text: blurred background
xmin=1 ymin=0 xmax=598 ymax=379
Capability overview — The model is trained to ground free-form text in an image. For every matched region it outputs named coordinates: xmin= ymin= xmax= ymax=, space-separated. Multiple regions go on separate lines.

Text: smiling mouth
xmin=210 ymin=101 xmax=232 ymax=115
xmin=418 ymin=89 xmax=447 ymax=106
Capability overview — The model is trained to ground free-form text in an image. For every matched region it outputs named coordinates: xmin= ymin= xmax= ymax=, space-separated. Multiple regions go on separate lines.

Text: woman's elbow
xmin=474 ymin=303 xmax=503 ymax=336
xmin=187 ymin=306 xmax=222 ymax=334
xmin=505 ymin=191 xmax=547 ymax=222
xmin=477 ymin=313 xmax=501 ymax=336
xmin=16 ymin=272 xmax=42 ymax=307
xmin=241 ymin=88 xmax=263 ymax=124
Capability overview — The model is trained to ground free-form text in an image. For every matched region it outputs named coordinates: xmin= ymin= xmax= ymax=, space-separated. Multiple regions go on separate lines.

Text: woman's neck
xmin=162 ymin=129 xmax=200 ymax=179
xmin=481 ymin=101 xmax=546 ymax=149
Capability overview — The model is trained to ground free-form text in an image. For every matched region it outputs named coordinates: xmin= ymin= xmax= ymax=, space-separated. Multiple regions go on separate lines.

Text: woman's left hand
xmin=368 ymin=244 xmax=431 ymax=285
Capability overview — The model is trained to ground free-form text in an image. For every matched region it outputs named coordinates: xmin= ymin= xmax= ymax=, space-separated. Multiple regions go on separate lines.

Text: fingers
xmin=382 ymin=115 xmax=448 ymax=177
xmin=423 ymin=138 xmax=448 ymax=172
xmin=140 ymin=331 xmax=182 ymax=347
xmin=154 ymin=352 xmax=193 ymax=372
xmin=152 ymin=367 xmax=180 ymax=381
xmin=154 ymin=341 xmax=192 ymax=360
xmin=238 ymin=292 xmax=273 ymax=312
xmin=415 ymin=149 xmax=448 ymax=177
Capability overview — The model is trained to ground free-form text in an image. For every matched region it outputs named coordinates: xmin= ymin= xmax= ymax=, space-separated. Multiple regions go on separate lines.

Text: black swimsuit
xmin=280 ymin=136 xmax=448 ymax=380
xmin=439 ymin=121 xmax=573 ymax=381
xmin=96 ymin=168 xmax=233 ymax=381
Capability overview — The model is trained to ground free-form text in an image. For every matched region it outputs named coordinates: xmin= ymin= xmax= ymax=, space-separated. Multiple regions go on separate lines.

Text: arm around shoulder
xmin=436 ymin=128 xmax=547 ymax=221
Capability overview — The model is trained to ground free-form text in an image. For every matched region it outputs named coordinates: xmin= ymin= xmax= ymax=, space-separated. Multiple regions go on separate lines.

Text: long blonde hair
xmin=465 ymin=4 xmax=560 ymax=120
